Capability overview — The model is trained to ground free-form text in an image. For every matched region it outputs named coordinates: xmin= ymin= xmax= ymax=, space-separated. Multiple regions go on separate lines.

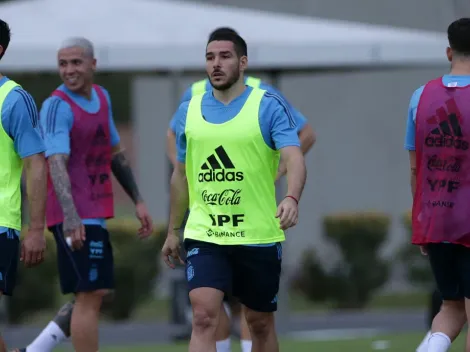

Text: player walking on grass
xmin=406 ymin=18 xmax=470 ymax=352
xmin=0 ymin=18 xmax=48 ymax=352
xmin=166 ymin=26 xmax=315 ymax=352
xmin=162 ymin=30 xmax=306 ymax=352
xmin=11 ymin=37 xmax=153 ymax=352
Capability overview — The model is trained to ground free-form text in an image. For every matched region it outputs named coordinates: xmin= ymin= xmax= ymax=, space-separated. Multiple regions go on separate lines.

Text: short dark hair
xmin=209 ymin=27 xmax=238 ymax=38
xmin=207 ymin=32 xmax=247 ymax=57
xmin=448 ymin=18 xmax=470 ymax=56
xmin=0 ymin=19 xmax=10 ymax=61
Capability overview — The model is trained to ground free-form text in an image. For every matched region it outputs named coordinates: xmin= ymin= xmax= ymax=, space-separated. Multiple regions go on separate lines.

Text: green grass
xmin=54 ymin=332 xmax=466 ymax=351
xmin=23 ymin=290 xmax=429 ymax=326
xmin=287 ymin=290 xmax=427 ymax=313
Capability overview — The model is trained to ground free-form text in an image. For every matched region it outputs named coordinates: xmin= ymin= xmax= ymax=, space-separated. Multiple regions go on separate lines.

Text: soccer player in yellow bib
xmin=162 ymin=30 xmax=307 ymax=352
xmin=166 ymin=27 xmax=315 ymax=352
xmin=0 ymin=19 xmax=48 ymax=352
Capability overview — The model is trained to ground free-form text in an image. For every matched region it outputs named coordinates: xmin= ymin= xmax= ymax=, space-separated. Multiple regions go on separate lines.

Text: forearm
xmin=285 ymin=152 xmax=307 ymax=200
xmin=111 ymin=150 xmax=143 ymax=204
xmin=411 ymin=169 xmax=416 ymax=199
xmin=166 ymin=129 xmax=177 ymax=169
xmin=25 ymin=155 xmax=47 ymax=230
xmin=48 ymin=155 xmax=80 ymax=223
xmin=409 ymin=151 xmax=417 ymax=199
xmin=169 ymin=169 xmax=189 ymax=231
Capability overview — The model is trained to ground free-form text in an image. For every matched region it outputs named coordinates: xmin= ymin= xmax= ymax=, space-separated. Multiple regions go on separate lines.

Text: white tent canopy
xmin=0 ymin=0 xmax=448 ymax=72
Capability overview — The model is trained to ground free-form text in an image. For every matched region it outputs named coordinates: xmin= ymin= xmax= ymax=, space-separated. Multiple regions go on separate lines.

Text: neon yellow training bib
xmin=191 ymin=76 xmax=261 ymax=97
xmin=0 ymin=80 xmax=23 ymax=231
xmin=184 ymin=87 xmax=285 ymax=245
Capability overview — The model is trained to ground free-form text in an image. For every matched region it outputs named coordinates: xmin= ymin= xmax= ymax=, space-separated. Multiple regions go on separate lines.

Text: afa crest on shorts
xmin=186 ymin=264 xmax=195 ymax=282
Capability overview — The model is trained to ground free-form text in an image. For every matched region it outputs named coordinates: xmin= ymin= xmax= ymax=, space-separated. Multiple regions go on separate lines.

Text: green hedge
xmin=293 ymin=212 xmax=391 ymax=309
xmin=399 ymin=211 xmax=433 ymax=288
xmin=7 ymin=218 xmax=166 ymax=324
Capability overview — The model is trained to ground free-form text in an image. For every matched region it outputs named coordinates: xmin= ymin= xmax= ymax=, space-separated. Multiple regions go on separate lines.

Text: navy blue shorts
xmin=427 ymin=242 xmax=470 ymax=300
xmin=184 ymin=239 xmax=282 ymax=313
xmin=51 ymin=224 xmax=114 ymax=294
xmin=0 ymin=230 xmax=19 ymax=296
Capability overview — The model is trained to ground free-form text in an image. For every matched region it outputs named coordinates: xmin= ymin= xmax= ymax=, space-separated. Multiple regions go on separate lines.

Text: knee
xmin=76 ymin=289 xmax=110 ymax=308
xmin=192 ymin=306 xmax=218 ymax=332
xmin=245 ymin=313 xmax=274 ymax=338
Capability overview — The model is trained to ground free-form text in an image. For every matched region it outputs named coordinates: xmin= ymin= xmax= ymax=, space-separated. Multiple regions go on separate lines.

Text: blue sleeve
xmin=260 ymin=93 xmax=301 ymax=150
xmin=2 ymin=88 xmax=45 ymax=158
xmin=179 ymin=87 xmax=193 ymax=105
xmin=259 ymin=83 xmax=307 ymax=132
xmin=169 ymin=115 xmax=177 ymax=132
xmin=101 ymin=88 xmax=120 ymax=147
xmin=174 ymin=102 xmax=189 ymax=163
xmin=39 ymin=97 xmax=73 ymax=157
xmin=404 ymin=86 xmax=424 ymax=151
xmin=170 ymin=86 xmax=193 ymax=132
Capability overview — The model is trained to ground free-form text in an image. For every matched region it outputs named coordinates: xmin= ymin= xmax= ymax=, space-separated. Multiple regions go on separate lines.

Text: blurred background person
xmin=12 ymin=37 xmax=153 ymax=352
xmin=406 ymin=17 xmax=470 ymax=352
xmin=0 ymin=18 xmax=47 ymax=352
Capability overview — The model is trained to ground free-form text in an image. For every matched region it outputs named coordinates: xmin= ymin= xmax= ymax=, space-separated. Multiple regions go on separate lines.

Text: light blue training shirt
xmin=173 ymin=85 xmax=301 ymax=247
xmin=0 ymin=76 xmax=46 ymax=237
xmin=404 ymin=75 xmax=470 ymax=150
xmin=39 ymin=84 xmax=120 ymax=228
xmin=170 ymin=77 xmax=308 ymax=133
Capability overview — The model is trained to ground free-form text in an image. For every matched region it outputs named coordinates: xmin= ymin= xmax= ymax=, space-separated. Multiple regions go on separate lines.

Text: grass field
xmin=27 ymin=290 xmax=428 ymax=325
xmin=54 ymin=332 xmax=466 ymax=351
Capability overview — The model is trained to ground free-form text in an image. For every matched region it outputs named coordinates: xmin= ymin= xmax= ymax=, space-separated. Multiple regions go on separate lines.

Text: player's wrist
xmin=284 ymin=195 xmax=299 ymax=205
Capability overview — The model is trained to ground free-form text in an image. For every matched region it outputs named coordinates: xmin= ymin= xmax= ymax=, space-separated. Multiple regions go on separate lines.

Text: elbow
xmin=171 ymin=164 xmax=186 ymax=182
xmin=285 ymin=147 xmax=305 ymax=167
xmin=300 ymin=125 xmax=316 ymax=154
xmin=167 ymin=128 xmax=175 ymax=140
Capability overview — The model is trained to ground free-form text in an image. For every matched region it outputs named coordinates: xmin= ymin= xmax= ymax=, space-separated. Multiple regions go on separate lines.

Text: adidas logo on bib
xmin=425 ymin=113 xmax=469 ymax=150
xmin=198 ymin=146 xmax=244 ymax=182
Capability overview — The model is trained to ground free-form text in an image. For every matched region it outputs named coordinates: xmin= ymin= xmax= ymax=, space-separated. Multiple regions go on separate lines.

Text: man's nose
xmin=213 ymin=56 xmax=221 ymax=68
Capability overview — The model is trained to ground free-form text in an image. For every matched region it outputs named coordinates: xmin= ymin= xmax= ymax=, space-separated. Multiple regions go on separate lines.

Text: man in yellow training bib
xmin=162 ymin=30 xmax=307 ymax=352
xmin=0 ymin=19 xmax=47 ymax=352
xmin=166 ymin=27 xmax=315 ymax=352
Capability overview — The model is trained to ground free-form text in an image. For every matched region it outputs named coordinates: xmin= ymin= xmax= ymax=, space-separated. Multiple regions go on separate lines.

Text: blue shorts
xmin=184 ymin=239 xmax=282 ymax=312
xmin=427 ymin=243 xmax=470 ymax=300
xmin=0 ymin=230 xmax=19 ymax=296
xmin=51 ymin=224 xmax=114 ymax=294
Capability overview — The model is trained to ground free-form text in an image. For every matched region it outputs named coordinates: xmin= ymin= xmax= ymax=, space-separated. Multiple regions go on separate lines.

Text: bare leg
xmin=239 ymin=307 xmax=252 ymax=352
xmin=215 ymin=302 xmax=232 ymax=351
xmin=244 ymin=308 xmax=277 ymax=352
xmin=189 ymin=287 xmax=224 ymax=352
xmin=428 ymin=300 xmax=465 ymax=352
xmin=71 ymin=290 xmax=107 ymax=352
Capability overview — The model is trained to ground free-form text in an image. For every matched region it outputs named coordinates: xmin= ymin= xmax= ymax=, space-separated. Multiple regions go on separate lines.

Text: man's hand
xmin=276 ymin=196 xmax=299 ymax=230
xmin=64 ymin=213 xmax=85 ymax=251
xmin=21 ymin=228 xmax=46 ymax=267
xmin=161 ymin=232 xmax=184 ymax=269
xmin=136 ymin=202 xmax=153 ymax=238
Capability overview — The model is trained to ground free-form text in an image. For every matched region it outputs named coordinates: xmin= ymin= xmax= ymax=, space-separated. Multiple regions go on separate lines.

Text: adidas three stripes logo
xmin=201 ymin=146 xmax=235 ymax=170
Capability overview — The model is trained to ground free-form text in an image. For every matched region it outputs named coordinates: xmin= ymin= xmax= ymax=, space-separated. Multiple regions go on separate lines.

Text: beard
xmin=208 ymin=69 xmax=240 ymax=91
